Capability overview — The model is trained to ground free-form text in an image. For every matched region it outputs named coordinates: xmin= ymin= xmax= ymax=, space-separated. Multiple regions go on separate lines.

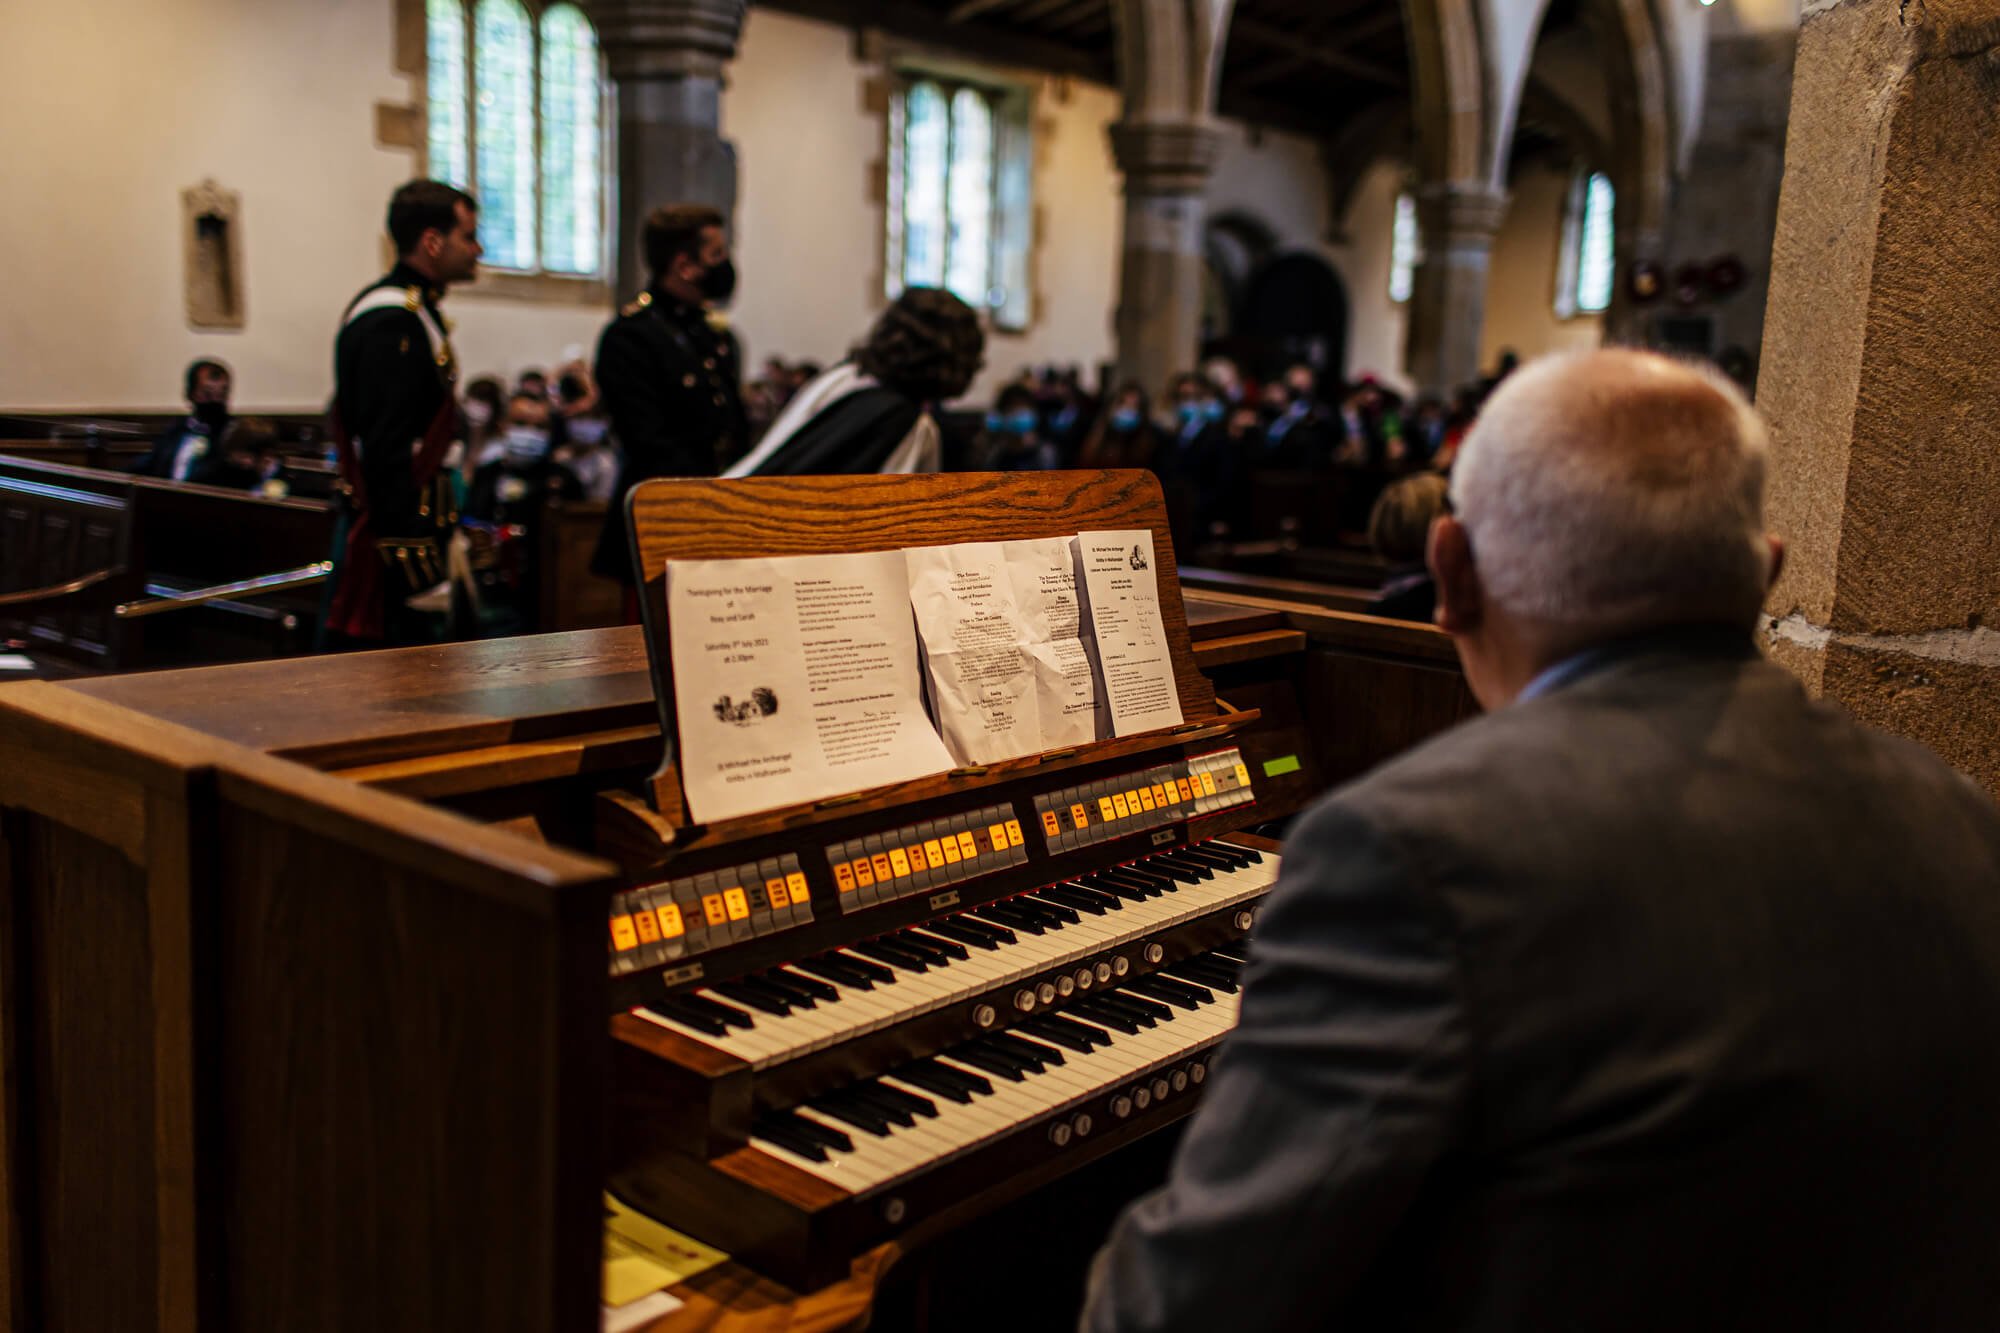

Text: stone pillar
xmin=1403 ymin=181 xmax=1508 ymax=395
xmin=587 ymin=0 xmax=745 ymax=302
xmin=1758 ymin=0 xmax=2000 ymax=796
xmin=1109 ymin=120 xmax=1224 ymax=398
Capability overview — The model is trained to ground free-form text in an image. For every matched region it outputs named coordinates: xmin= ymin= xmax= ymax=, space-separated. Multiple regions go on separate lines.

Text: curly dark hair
xmin=854 ymin=288 xmax=985 ymax=404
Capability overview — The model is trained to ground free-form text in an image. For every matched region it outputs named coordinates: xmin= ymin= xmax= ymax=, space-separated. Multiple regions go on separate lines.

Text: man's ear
xmin=1764 ymin=533 xmax=1786 ymax=593
xmin=1428 ymin=515 xmax=1482 ymax=637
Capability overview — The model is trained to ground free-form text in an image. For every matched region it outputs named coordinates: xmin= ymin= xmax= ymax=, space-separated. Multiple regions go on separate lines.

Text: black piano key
xmin=1021 ymin=1018 xmax=1101 ymax=1055
xmin=1138 ymin=855 xmax=1206 ymax=886
xmin=1168 ymin=962 xmax=1239 ymax=994
xmin=1077 ymin=876 xmax=1151 ymax=904
xmin=652 ymin=997 xmax=730 ymax=1037
xmin=753 ymin=1117 xmax=831 ymax=1162
xmin=682 ymin=992 xmax=757 ymax=1029
xmin=1128 ymin=975 xmax=1207 ymax=1010
xmin=1055 ymin=883 xmax=1123 ymax=912
xmin=759 ymin=970 xmax=829 ymax=1007
xmin=1036 ymin=886 xmax=1109 ymax=917
xmin=761 ymin=1108 xmax=853 ymax=1154
xmin=831 ymin=951 xmax=900 ymax=986
xmin=1147 ymin=853 xmax=1214 ymax=882
xmin=1181 ymin=845 xmax=1246 ymax=872
xmin=969 ymin=904 xmax=1045 ymax=936
xmin=796 ymin=956 xmax=877 ymax=990
xmin=1088 ymin=870 xmax=1165 ymax=899
xmin=1207 ymin=948 xmax=1249 ymax=969
xmin=851 ymin=940 xmax=930 ymax=973
xmin=947 ymin=914 xmax=1017 ymax=946
xmin=1023 ymin=894 xmax=1083 ymax=925
xmin=1038 ymin=1012 xmax=1116 ymax=1048
xmin=949 ymin=1046 xmax=1027 ymax=1082
xmin=714 ymin=981 xmax=791 ymax=1017
xmin=1096 ymin=991 xmax=1172 ymax=1025
xmin=987 ymin=1032 xmax=1064 ymax=1069
xmin=890 ymin=932 xmax=956 ymax=966
xmin=890 ymin=1063 xmax=975 ymax=1104
xmin=839 ymin=1086 xmax=918 ymax=1128
xmin=907 ymin=1057 xmax=992 ymax=1098
xmin=806 ymin=1096 xmax=893 ymax=1137
xmin=903 ymin=929 xmax=970 ymax=961
xmin=926 ymin=920 xmax=1005 ymax=952
xmin=1114 ymin=865 xmax=1177 ymax=893
xmin=1069 ymin=1002 xmax=1141 ymax=1036
xmin=865 ymin=1080 xmax=939 ymax=1119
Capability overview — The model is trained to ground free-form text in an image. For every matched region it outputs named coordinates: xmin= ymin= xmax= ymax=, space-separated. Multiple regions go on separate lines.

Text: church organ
xmin=0 ymin=472 xmax=1472 ymax=1332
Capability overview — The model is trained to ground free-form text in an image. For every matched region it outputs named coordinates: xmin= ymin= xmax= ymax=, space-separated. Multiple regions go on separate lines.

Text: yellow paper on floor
xmin=603 ymin=1191 xmax=729 ymax=1305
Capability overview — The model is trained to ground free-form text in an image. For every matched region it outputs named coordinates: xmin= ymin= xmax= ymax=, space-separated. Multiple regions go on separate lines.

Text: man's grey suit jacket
xmin=1085 ymin=632 xmax=2000 ymax=1331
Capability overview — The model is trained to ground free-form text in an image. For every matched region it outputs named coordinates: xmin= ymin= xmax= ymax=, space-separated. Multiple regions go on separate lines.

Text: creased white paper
xmin=1075 ymin=529 xmax=1184 ymax=736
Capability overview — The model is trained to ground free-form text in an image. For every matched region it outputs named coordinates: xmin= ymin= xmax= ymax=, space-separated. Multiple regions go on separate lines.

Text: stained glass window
xmin=425 ymin=0 xmax=607 ymax=280
xmin=539 ymin=4 xmax=601 ymax=276
xmin=887 ymin=75 xmax=1028 ymax=329
xmin=1389 ymin=193 xmax=1420 ymax=304
xmin=425 ymin=0 xmax=469 ymax=190
xmin=1574 ymin=172 xmax=1616 ymax=314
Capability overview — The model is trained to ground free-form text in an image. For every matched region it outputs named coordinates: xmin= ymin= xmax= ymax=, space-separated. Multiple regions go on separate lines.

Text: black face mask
xmin=697 ymin=257 xmax=737 ymax=304
xmin=192 ymin=401 xmax=229 ymax=433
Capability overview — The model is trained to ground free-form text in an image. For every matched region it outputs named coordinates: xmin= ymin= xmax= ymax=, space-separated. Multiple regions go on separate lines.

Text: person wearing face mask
xmin=461 ymin=391 xmax=583 ymax=636
xmin=323 ymin=179 xmax=482 ymax=647
xmin=135 ymin=359 xmax=234 ymax=482
xmin=967 ymin=385 xmax=1060 ymax=471
xmin=1078 ymin=382 xmax=1160 ymax=470
xmin=591 ymin=204 xmax=748 ymax=608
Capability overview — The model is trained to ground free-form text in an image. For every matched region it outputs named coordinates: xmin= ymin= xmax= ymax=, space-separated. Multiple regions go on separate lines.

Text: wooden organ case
xmin=0 ymin=472 xmax=1474 ymax=1333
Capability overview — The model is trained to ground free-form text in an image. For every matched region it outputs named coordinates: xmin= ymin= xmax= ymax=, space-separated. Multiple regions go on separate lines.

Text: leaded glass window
xmin=1573 ymin=172 xmax=1616 ymax=314
xmin=1388 ymin=193 xmax=1421 ymax=305
xmin=425 ymin=0 xmax=607 ymax=280
xmin=886 ymin=74 xmax=1032 ymax=331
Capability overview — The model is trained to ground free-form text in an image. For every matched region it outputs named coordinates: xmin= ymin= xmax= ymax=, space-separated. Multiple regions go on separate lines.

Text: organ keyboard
xmin=594 ymin=472 xmax=1292 ymax=1293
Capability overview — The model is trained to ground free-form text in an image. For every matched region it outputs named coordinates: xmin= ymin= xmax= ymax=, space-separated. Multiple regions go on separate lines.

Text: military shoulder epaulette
xmin=620 ymin=291 xmax=654 ymax=318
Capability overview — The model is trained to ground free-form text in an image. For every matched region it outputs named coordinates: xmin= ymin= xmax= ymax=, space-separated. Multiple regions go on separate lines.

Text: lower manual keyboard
xmin=632 ymin=841 xmax=1277 ymax=1072
xmin=615 ymin=945 xmax=1253 ymax=1289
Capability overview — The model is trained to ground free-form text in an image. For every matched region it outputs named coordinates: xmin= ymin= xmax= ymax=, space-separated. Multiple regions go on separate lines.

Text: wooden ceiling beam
xmin=756 ymin=0 xmax=1116 ymax=82
xmin=1229 ymin=15 xmax=1405 ymax=89
xmin=946 ymin=0 xmax=1016 ymax=22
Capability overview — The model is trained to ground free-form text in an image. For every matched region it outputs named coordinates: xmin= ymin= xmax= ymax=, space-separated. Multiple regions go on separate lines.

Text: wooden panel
xmin=207 ymin=798 xmax=599 ymax=1332
xmin=64 ymin=628 xmax=658 ymax=769
xmin=1302 ymin=646 xmax=1479 ymax=787
xmin=15 ymin=817 xmax=159 ymax=1333
xmin=540 ymin=501 xmax=624 ymax=633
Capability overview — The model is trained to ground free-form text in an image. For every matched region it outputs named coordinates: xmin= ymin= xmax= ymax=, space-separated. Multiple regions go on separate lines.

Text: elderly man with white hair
xmin=1082 ymin=349 xmax=2000 ymax=1333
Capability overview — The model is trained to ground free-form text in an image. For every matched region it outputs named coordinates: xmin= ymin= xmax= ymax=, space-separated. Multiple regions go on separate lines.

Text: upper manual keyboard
xmin=632 ymin=841 xmax=1278 ymax=1071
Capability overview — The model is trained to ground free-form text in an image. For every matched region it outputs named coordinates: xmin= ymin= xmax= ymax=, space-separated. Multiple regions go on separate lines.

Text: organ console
xmin=0 ymin=471 xmax=1475 ymax=1332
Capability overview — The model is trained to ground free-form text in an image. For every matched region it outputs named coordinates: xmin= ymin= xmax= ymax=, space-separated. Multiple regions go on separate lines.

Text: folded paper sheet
xmin=904 ymin=537 xmax=1100 ymax=765
xmin=1075 ymin=529 xmax=1184 ymax=736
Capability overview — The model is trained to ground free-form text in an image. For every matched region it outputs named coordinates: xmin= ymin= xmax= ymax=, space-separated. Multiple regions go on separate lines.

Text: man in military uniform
xmin=323 ymin=179 xmax=481 ymax=646
xmin=592 ymin=204 xmax=747 ymax=604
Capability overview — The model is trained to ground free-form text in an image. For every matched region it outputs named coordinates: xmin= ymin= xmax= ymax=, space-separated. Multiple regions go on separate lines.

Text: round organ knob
xmin=974 ymin=1003 xmax=997 ymax=1029
xmin=1075 ymin=967 xmax=1094 ymax=990
xmin=1049 ymin=1121 xmax=1073 ymax=1147
xmin=882 ymin=1198 xmax=907 ymax=1224
xmin=1112 ymin=956 xmax=1131 ymax=977
xmin=1144 ymin=943 xmax=1165 ymax=965
xmin=1152 ymin=1077 xmax=1172 ymax=1101
xmin=1234 ymin=910 xmax=1255 ymax=931
xmin=1132 ymin=1085 xmax=1153 ymax=1110
xmin=1072 ymin=1112 xmax=1094 ymax=1138
xmin=1189 ymin=1060 xmax=1207 ymax=1085
xmin=1037 ymin=982 xmax=1058 ymax=1005
xmin=1171 ymin=1070 xmax=1189 ymax=1093
xmin=1111 ymin=1094 xmax=1134 ymax=1120
xmin=1015 ymin=989 xmax=1037 ymax=1013
xmin=1095 ymin=962 xmax=1113 ymax=984
xmin=1056 ymin=975 xmax=1076 ymax=998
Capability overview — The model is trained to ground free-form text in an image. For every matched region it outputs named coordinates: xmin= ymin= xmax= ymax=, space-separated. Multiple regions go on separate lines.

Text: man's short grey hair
xmin=1449 ymin=349 xmax=1773 ymax=631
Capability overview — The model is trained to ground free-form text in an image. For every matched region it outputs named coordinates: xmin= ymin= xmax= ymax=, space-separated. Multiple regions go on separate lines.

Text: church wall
xmin=1481 ymin=161 xmax=1604 ymax=371
xmin=1331 ymin=162 xmax=1414 ymax=391
xmin=0 ymin=0 xmax=609 ymax=414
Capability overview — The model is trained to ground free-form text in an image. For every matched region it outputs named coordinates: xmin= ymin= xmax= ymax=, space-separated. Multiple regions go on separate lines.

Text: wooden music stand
xmin=596 ymin=471 xmax=1248 ymax=873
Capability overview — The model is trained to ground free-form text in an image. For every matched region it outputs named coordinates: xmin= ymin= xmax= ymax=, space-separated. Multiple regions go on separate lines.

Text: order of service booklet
xmin=665 ymin=530 xmax=1183 ymax=821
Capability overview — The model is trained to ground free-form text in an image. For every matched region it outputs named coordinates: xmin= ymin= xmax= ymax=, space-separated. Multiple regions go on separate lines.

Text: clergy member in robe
xmin=724 ymin=287 xmax=984 ymax=477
